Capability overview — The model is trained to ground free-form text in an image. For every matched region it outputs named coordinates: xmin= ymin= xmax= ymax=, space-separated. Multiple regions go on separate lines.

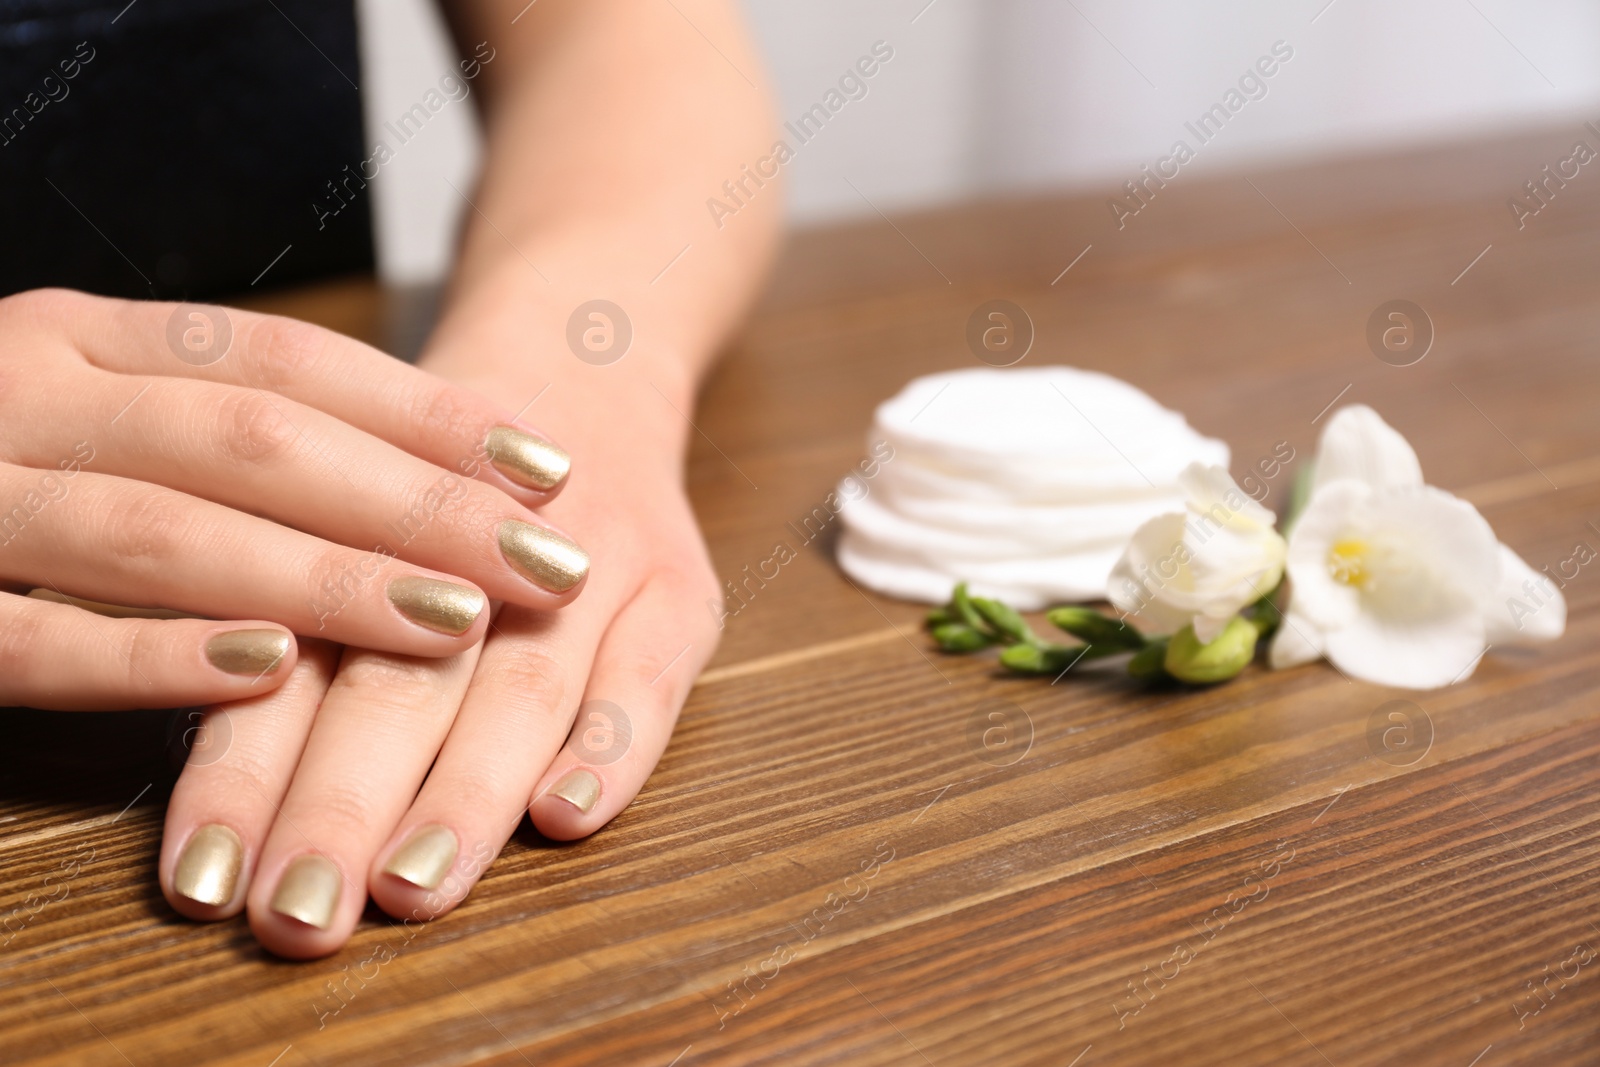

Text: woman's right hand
xmin=0 ymin=288 xmax=590 ymax=711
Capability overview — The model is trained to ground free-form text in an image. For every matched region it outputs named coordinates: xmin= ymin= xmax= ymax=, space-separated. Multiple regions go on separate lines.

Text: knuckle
xmin=120 ymin=620 xmax=167 ymax=685
xmin=0 ymin=290 xmax=82 ymax=367
xmin=410 ymin=383 xmax=487 ymax=458
xmin=102 ymin=487 xmax=191 ymax=565
xmin=436 ymin=773 xmax=513 ymax=826
xmin=467 ymin=646 xmax=571 ymax=722
xmin=241 ymin=314 xmax=332 ymax=392
xmin=181 ymin=731 xmax=272 ymax=790
xmin=0 ymin=287 xmax=76 ymax=324
xmin=383 ymin=471 xmax=486 ymax=552
xmin=303 ymin=548 xmax=385 ymax=622
xmin=213 ymin=388 xmax=300 ymax=467
xmin=328 ymin=652 xmax=444 ymax=697
xmin=0 ymin=603 xmax=47 ymax=681
xmin=295 ymin=782 xmax=380 ymax=833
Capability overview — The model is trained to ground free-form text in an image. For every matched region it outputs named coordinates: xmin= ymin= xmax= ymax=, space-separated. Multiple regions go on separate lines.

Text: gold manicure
xmin=173 ymin=824 xmax=243 ymax=907
xmin=548 ymin=769 xmax=601 ymax=814
xmin=382 ymin=825 xmax=459 ymax=890
xmin=485 ymin=427 xmax=570 ymax=491
xmin=387 ymin=576 xmax=486 ymax=635
xmin=270 ymin=855 xmax=342 ymax=929
xmin=206 ymin=630 xmax=290 ymax=676
xmin=497 ymin=520 xmax=590 ymax=592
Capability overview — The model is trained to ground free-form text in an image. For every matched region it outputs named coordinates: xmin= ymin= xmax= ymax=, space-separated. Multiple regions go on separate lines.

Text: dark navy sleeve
xmin=0 ymin=0 xmax=373 ymax=300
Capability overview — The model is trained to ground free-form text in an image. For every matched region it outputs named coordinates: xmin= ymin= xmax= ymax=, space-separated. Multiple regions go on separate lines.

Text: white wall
xmin=356 ymin=0 xmax=1600 ymax=283
xmin=353 ymin=0 xmax=482 ymax=285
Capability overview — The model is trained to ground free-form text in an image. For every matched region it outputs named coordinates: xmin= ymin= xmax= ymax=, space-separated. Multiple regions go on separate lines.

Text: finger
xmin=0 ymin=591 xmax=297 ymax=710
xmin=27 ymin=587 xmax=195 ymax=618
xmin=50 ymin=289 xmax=570 ymax=502
xmin=530 ymin=576 xmax=717 ymax=840
xmin=246 ymin=643 xmax=481 ymax=959
xmin=0 ymin=464 xmax=491 ymax=657
xmin=366 ymin=604 xmax=606 ymax=922
xmin=1 ymin=371 xmax=589 ymax=609
xmin=160 ymin=641 xmax=338 ymax=919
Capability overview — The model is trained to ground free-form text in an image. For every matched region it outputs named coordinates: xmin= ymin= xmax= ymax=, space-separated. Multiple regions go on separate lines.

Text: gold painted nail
xmin=548 ymin=769 xmax=601 ymax=814
xmin=387 ymin=576 xmax=486 ymax=635
xmin=206 ymin=629 xmax=290 ymax=676
xmin=173 ymin=824 xmax=243 ymax=907
xmin=270 ymin=855 xmax=342 ymax=929
xmin=383 ymin=825 xmax=458 ymax=890
xmin=498 ymin=520 xmax=589 ymax=593
xmin=486 ymin=426 xmax=570 ymax=491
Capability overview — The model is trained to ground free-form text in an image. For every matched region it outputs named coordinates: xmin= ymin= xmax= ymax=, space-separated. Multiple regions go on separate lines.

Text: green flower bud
xmin=1162 ymin=617 xmax=1259 ymax=684
xmin=1127 ymin=637 xmax=1171 ymax=681
xmin=1046 ymin=606 xmax=1145 ymax=651
xmin=932 ymin=623 xmax=990 ymax=653
xmin=1000 ymin=641 xmax=1122 ymax=675
xmin=971 ymin=596 xmax=1035 ymax=644
xmin=950 ymin=582 xmax=990 ymax=633
xmin=999 ymin=643 xmax=1062 ymax=674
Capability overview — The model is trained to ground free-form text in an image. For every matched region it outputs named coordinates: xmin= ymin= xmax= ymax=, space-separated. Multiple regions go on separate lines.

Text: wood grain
xmin=4 ymin=124 xmax=1599 ymax=1066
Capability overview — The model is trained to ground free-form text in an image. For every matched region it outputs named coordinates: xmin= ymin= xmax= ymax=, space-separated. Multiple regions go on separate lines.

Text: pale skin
xmin=0 ymin=290 xmax=587 ymax=704
xmin=152 ymin=0 xmax=783 ymax=957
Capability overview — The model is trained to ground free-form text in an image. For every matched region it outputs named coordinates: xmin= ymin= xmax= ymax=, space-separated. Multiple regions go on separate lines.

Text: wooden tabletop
xmin=5 ymin=126 xmax=1599 ymax=1066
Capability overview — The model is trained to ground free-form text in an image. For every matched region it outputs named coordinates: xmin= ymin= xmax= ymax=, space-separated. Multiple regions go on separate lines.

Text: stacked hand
xmin=4 ymin=288 xmax=722 ymax=958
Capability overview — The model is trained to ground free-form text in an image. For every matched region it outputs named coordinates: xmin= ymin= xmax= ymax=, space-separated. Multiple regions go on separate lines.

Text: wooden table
xmin=4 ymin=127 xmax=1598 ymax=1066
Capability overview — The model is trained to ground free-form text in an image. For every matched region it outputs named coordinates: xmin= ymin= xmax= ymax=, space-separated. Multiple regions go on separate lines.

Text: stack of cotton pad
xmin=836 ymin=366 xmax=1229 ymax=609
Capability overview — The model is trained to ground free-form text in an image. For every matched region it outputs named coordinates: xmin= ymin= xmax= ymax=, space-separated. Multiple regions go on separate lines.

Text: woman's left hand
xmin=158 ymin=357 xmax=725 ymax=957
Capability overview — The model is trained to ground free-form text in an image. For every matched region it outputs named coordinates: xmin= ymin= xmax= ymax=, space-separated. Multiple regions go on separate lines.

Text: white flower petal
xmin=1323 ymin=606 xmax=1487 ymax=689
xmin=1363 ymin=486 xmax=1499 ymax=613
xmin=1107 ymin=512 xmax=1193 ymax=632
xmin=1282 ymin=406 xmax=1564 ymax=689
xmin=1108 ymin=465 xmax=1287 ymax=638
xmin=1179 ymin=462 xmax=1278 ymax=530
xmin=1269 ymin=609 xmax=1323 ymax=669
xmin=1185 ymin=526 xmax=1283 ymax=603
xmin=1313 ymin=405 xmax=1423 ymax=493
xmin=1282 ymin=481 xmax=1367 ymax=631
xmin=1484 ymin=542 xmax=1566 ymax=645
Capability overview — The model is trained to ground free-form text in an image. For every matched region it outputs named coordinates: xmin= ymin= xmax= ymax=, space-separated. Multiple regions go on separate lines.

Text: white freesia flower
xmin=1269 ymin=405 xmax=1564 ymax=688
xmin=1108 ymin=464 xmax=1286 ymax=643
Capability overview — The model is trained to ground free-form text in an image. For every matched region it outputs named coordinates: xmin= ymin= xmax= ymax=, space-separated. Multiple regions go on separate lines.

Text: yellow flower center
xmin=1327 ymin=538 xmax=1371 ymax=588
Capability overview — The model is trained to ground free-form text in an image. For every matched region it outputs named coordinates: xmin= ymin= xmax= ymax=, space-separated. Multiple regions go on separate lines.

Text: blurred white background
xmin=354 ymin=0 xmax=1600 ymax=284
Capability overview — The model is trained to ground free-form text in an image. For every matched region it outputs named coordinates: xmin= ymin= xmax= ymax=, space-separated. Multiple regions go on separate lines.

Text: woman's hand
xmin=157 ymin=0 xmax=780 ymax=956
xmin=0 ymin=288 xmax=589 ymax=709
xmin=159 ymin=368 xmax=722 ymax=957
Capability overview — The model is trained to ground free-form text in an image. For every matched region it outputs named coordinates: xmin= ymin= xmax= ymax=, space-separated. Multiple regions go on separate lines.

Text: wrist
xmin=416 ymin=290 xmax=699 ymax=474
xmin=423 ymin=260 xmax=703 ymax=401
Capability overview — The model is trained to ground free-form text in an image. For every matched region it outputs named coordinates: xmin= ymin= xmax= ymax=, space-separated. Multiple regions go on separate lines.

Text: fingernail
xmin=206 ymin=629 xmax=290 ymax=676
xmin=547 ymin=769 xmax=601 ymax=814
xmin=498 ymin=520 xmax=590 ymax=593
xmin=387 ymin=576 xmax=486 ymax=635
xmin=485 ymin=426 xmax=570 ymax=491
xmin=270 ymin=855 xmax=342 ymax=929
xmin=383 ymin=825 xmax=458 ymax=890
xmin=173 ymin=824 xmax=243 ymax=906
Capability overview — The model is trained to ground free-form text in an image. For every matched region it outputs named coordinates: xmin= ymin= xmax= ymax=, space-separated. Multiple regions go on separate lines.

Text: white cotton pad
xmin=836 ymin=366 xmax=1228 ymax=609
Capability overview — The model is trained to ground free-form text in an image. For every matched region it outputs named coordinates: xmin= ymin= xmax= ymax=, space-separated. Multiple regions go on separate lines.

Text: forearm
xmin=423 ymin=0 xmax=783 ymax=421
